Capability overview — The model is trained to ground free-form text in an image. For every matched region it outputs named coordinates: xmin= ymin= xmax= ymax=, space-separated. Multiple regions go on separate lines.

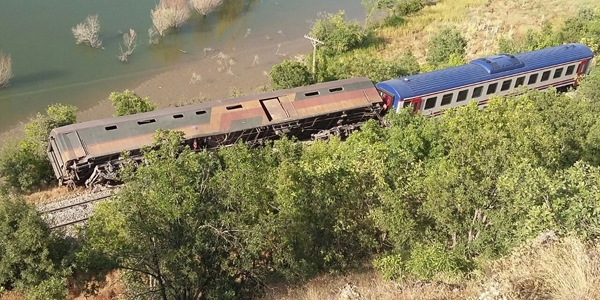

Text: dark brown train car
xmin=47 ymin=77 xmax=384 ymax=186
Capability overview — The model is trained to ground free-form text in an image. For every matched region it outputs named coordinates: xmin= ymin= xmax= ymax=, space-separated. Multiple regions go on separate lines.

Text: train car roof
xmin=375 ymin=43 xmax=594 ymax=100
xmin=49 ymin=77 xmax=376 ymax=136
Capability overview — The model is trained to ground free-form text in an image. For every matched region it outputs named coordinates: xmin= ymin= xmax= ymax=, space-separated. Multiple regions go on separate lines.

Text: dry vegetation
xmin=190 ymin=0 xmax=223 ymax=16
xmin=150 ymin=0 xmax=191 ymax=36
xmin=71 ymin=14 xmax=102 ymax=48
xmin=23 ymin=186 xmax=87 ymax=205
xmin=0 ymin=51 xmax=12 ymax=89
xmin=376 ymin=0 xmax=598 ymax=62
xmin=265 ymin=234 xmax=600 ymax=300
xmin=117 ymin=29 xmax=137 ymax=63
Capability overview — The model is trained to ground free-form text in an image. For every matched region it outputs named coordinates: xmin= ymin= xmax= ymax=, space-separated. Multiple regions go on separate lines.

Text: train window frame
xmin=541 ymin=71 xmax=551 ymax=81
xmin=501 ymin=80 xmax=512 ymax=91
xmin=441 ymin=93 xmax=453 ymax=106
xmin=514 ymin=76 xmax=525 ymax=88
xmin=486 ymin=83 xmax=498 ymax=95
xmin=553 ymin=67 xmax=563 ymax=79
xmin=457 ymin=90 xmax=468 ymax=102
xmin=424 ymin=96 xmax=437 ymax=110
xmin=472 ymin=86 xmax=483 ymax=98
xmin=528 ymin=73 xmax=539 ymax=85
xmin=565 ymin=65 xmax=575 ymax=76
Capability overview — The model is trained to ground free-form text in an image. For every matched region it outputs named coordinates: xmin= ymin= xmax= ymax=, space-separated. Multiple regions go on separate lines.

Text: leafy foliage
xmin=84 ymin=130 xmax=264 ymax=299
xmin=109 ymin=89 xmax=156 ymax=117
xmin=269 ymin=60 xmax=313 ymax=90
xmin=426 ymin=28 xmax=467 ymax=66
xmin=0 ymin=104 xmax=77 ymax=192
xmin=309 ymin=11 xmax=368 ymax=56
xmin=0 ymin=194 xmax=71 ymax=299
xmin=325 ymin=50 xmax=420 ymax=83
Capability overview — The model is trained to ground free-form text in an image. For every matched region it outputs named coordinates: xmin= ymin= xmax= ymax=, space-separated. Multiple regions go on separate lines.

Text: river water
xmin=0 ymin=0 xmax=364 ymax=132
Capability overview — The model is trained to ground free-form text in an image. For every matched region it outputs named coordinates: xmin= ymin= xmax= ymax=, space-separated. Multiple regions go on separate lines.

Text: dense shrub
xmin=0 ymin=104 xmax=77 ymax=192
xmin=309 ymin=11 xmax=368 ymax=56
xmin=326 ymin=51 xmax=419 ymax=83
xmin=269 ymin=60 xmax=313 ymax=90
xmin=395 ymin=0 xmax=424 ymax=16
xmin=0 ymin=194 xmax=71 ymax=299
xmin=109 ymin=90 xmax=156 ymax=117
xmin=426 ymin=28 xmax=467 ymax=66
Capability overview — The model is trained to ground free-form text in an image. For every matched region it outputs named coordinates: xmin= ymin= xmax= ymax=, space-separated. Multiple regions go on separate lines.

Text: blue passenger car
xmin=376 ymin=43 xmax=594 ymax=116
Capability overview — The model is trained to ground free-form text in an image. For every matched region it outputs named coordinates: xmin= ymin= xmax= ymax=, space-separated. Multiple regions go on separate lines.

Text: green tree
xmin=269 ymin=60 xmax=313 ymax=90
xmin=0 ymin=193 xmax=70 ymax=299
xmin=109 ymin=90 xmax=156 ymax=117
xmin=83 ymin=130 xmax=258 ymax=300
xmin=0 ymin=104 xmax=77 ymax=192
xmin=426 ymin=28 xmax=467 ymax=66
xmin=309 ymin=11 xmax=367 ymax=56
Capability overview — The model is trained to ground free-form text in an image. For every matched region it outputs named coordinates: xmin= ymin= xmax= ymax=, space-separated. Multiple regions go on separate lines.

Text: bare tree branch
xmin=0 ymin=51 xmax=13 ymax=89
xmin=190 ymin=0 xmax=223 ymax=16
xmin=117 ymin=29 xmax=138 ymax=62
xmin=150 ymin=0 xmax=190 ymax=37
xmin=72 ymin=14 xmax=102 ymax=48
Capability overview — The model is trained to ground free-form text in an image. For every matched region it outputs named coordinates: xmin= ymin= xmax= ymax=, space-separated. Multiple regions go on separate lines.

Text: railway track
xmin=37 ymin=188 xmax=119 ymax=230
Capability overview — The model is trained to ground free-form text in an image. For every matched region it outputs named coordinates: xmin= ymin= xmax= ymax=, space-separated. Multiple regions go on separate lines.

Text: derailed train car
xmin=47 ymin=77 xmax=385 ymax=187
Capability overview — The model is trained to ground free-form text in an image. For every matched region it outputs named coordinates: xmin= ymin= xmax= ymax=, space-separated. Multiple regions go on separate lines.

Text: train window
xmin=472 ymin=86 xmax=483 ymax=98
xmin=553 ymin=68 xmax=563 ymax=79
xmin=541 ymin=71 xmax=551 ymax=81
xmin=514 ymin=76 xmax=525 ymax=88
xmin=105 ymin=125 xmax=117 ymax=131
xmin=441 ymin=93 xmax=453 ymax=106
xmin=424 ymin=97 xmax=437 ymax=109
xmin=486 ymin=83 xmax=498 ymax=95
xmin=305 ymin=91 xmax=319 ymax=97
xmin=196 ymin=110 xmax=206 ymax=115
xmin=457 ymin=90 xmax=468 ymax=102
xmin=528 ymin=74 xmax=538 ymax=85
xmin=565 ymin=65 xmax=575 ymax=76
xmin=137 ymin=119 xmax=156 ymax=125
xmin=403 ymin=100 xmax=412 ymax=108
xmin=173 ymin=114 xmax=184 ymax=119
xmin=226 ymin=104 xmax=243 ymax=110
xmin=329 ymin=87 xmax=343 ymax=92
xmin=501 ymin=80 xmax=512 ymax=91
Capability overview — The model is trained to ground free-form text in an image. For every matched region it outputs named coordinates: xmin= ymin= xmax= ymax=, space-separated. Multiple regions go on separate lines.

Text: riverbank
xmin=80 ymin=37 xmax=311 ymax=123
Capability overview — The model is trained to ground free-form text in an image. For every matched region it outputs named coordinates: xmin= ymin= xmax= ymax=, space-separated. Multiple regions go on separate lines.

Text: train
xmin=47 ymin=43 xmax=595 ymax=187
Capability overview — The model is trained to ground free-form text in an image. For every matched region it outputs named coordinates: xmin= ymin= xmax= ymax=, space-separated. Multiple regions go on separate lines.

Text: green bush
xmin=405 ymin=242 xmax=468 ymax=280
xmin=327 ymin=51 xmax=418 ymax=83
xmin=0 ymin=194 xmax=70 ymax=299
xmin=395 ymin=0 xmax=424 ymax=16
xmin=0 ymin=104 xmax=77 ymax=192
xmin=426 ymin=28 xmax=467 ymax=66
xmin=309 ymin=11 xmax=368 ymax=56
xmin=109 ymin=90 xmax=156 ymax=117
xmin=269 ymin=60 xmax=314 ymax=90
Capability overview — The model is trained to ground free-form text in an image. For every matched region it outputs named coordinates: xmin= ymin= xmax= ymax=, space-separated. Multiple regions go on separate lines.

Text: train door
xmin=410 ymin=97 xmax=422 ymax=114
xmin=574 ymin=59 xmax=591 ymax=87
